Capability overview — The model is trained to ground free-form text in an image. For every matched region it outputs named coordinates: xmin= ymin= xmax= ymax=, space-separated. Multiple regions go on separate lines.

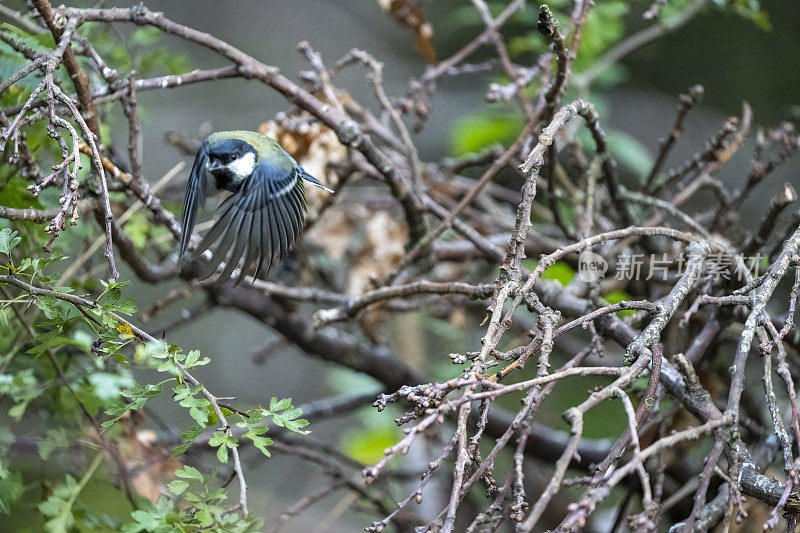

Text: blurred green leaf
xmin=102 ymin=382 xmax=163 ymax=429
xmin=604 ymin=290 xmax=636 ymax=317
xmin=172 ymin=425 xmax=204 ymax=457
xmin=341 ymin=423 xmax=400 ymax=465
xmin=88 ymin=372 xmax=134 ymax=401
xmin=0 ymin=175 xmax=41 ymax=210
xmin=574 ymin=1 xmax=629 ymax=72
xmin=523 ymin=260 xmax=576 ymax=287
xmin=607 ymin=130 xmax=653 ymax=180
xmin=542 ymin=262 xmax=576 ymax=286
xmin=450 ymin=113 xmax=524 ymax=157
xmin=0 ymin=469 xmax=23 ymax=515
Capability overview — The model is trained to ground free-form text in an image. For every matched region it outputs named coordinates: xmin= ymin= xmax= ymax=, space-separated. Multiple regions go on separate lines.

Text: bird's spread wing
xmin=179 ymin=140 xmax=211 ymax=258
xmin=194 ymin=160 xmax=307 ymax=283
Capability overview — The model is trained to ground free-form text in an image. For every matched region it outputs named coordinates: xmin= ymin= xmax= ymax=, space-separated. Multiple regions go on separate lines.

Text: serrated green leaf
xmin=196 ymin=508 xmax=213 ymax=527
xmin=0 ymin=228 xmax=21 ymax=255
xmin=263 ymin=398 xmax=310 ymax=435
xmin=242 ymin=425 xmax=272 ymax=457
xmin=269 ymin=397 xmax=291 ymax=412
xmin=166 ymin=479 xmax=189 ymax=495
xmin=184 ymin=350 xmax=210 ymax=369
xmin=172 ymin=425 xmax=204 ymax=457
xmin=173 ymin=384 xmax=209 ymax=427
xmin=127 ymin=509 xmax=162 ymax=531
xmin=34 ymin=295 xmax=63 ymax=320
xmin=103 ymin=382 xmax=163 ymax=429
xmin=174 ymin=465 xmax=203 ymax=481
xmin=208 ymin=432 xmax=237 ymax=464
xmin=25 ymin=327 xmax=63 ymax=356
xmin=110 ymin=297 xmax=137 ymax=316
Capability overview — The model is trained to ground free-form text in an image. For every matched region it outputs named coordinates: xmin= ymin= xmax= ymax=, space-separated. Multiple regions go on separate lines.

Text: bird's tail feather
xmin=299 ymin=168 xmax=334 ymax=193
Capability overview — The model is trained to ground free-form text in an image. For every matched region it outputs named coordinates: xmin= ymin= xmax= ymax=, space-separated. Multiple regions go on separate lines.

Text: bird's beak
xmin=206 ymin=160 xmax=224 ymax=172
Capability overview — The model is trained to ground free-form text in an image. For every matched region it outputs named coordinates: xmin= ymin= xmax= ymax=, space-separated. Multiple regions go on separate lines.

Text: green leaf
xmin=0 ymin=470 xmax=23 ymax=514
xmin=604 ymin=290 xmax=636 ymax=318
xmin=216 ymin=444 xmax=228 ymax=464
xmin=130 ymin=26 xmax=163 ymax=46
xmin=39 ymin=474 xmax=79 ymax=533
xmin=1 ymin=368 xmax=40 ymax=421
xmin=607 ymin=130 xmax=653 ymax=181
xmin=574 ymin=1 xmax=629 ymax=71
xmin=38 ymin=428 xmax=68 ymax=461
xmin=0 ymin=228 xmax=21 ymax=255
xmin=541 ymin=262 xmax=576 ymax=287
xmin=7 ymin=402 xmax=27 ymax=420
xmin=126 ymin=508 xmax=164 ymax=532
xmin=166 ymin=479 xmax=189 ymax=495
xmin=25 ymin=327 xmax=64 ymax=356
xmin=88 ymin=372 xmax=135 ymax=401
xmin=449 ymin=114 xmax=523 ymax=157
xmin=263 ymin=397 xmax=310 ymax=435
xmin=196 ymin=508 xmax=213 ymax=527
xmin=184 ymin=350 xmax=210 ymax=369
xmin=174 ymin=465 xmax=203 ymax=481
xmin=208 ymin=432 xmax=237 ymax=464
xmin=35 ymin=296 xmax=62 ymax=320
xmin=102 ymin=382 xmax=163 ymax=429
xmin=269 ymin=397 xmax=291 ymax=412
xmin=242 ymin=425 xmax=272 ymax=457
xmin=110 ymin=297 xmax=137 ymax=316
xmin=172 ymin=425 xmax=204 ymax=457
xmin=341 ymin=424 xmax=400 ymax=464
xmin=173 ymin=384 xmax=209 ymax=427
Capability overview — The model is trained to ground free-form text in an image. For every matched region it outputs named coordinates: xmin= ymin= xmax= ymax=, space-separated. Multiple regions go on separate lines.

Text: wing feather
xmin=219 ymin=207 xmax=253 ymax=282
xmin=198 ymin=207 xmax=244 ymax=279
xmin=253 ymin=187 xmax=270 ymax=279
xmin=190 ymin=159 xmax=311 ymax=282
xmin=273 ymin=194 xmax=294 ymax=258
xmin=238 ymin=187 xmax=263 ymax=284
xmin=179 ymin=140 xmax=211 ymax=258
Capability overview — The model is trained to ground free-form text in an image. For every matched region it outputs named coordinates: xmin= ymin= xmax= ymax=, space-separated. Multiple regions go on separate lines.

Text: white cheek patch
xmin=228 ymin=152 xmax=256 ymax=179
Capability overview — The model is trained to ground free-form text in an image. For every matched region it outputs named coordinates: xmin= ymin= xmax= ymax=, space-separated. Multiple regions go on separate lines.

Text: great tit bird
xmin=179 ymin=130 xmax=333 ymax=282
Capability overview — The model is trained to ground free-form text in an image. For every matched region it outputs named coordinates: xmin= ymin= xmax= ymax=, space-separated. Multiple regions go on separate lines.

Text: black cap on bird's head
xmin=179 ymin=131 xmax=334 ymax=284
xmin=205 ymin=139 xmax=258 ymax=186
xmin=206 ymin=139 xmax=254 ymax=169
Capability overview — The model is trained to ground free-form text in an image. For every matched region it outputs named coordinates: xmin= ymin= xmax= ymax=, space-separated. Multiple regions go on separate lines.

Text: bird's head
xmin=205 ymin=138 xmax=257 ymax=183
